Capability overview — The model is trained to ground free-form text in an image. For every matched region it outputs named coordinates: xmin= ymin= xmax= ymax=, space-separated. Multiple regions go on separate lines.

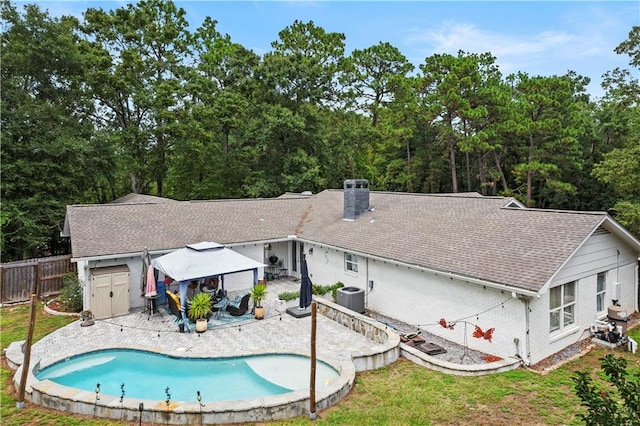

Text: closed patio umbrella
xmin=140 ymin=247 xmax=151 ymax=295
xmin=299 ymin=255 xmax=313 ymax=310
xmin=145 ymin=265 xmax=157 ymax=297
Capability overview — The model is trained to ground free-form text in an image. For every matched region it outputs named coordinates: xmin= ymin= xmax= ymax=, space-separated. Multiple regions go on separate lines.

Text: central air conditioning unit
xmin=336 ymin=286 xmax=365 ymax=313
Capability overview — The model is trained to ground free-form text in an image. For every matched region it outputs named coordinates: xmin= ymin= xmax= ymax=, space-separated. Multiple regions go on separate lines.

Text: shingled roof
xmin=63 ymin=190 xmax=638 ymax=293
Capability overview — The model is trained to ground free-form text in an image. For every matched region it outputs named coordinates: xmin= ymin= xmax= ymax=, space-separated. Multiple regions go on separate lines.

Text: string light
xmin=414 ymin=296 xmax=513 ymax=328
xmin=99 ymin=310 xmax=278 ymax=335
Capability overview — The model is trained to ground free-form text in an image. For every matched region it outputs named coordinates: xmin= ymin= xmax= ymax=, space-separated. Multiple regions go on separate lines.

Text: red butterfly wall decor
xmin=438 ymin=318 xmax=455 ymax=330
xmin=472 ymin=325 xmax=495 ymax=342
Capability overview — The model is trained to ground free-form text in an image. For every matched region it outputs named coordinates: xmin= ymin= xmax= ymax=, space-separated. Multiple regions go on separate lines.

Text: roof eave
xmin=296 ymin=238 xmax=540 ymax=297
xmin=539 ymin=215 xmax=640 ymax=295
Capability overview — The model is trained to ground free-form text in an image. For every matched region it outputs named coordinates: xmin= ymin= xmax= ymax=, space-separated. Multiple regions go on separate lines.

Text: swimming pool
xmin=35 ymin=349 xmax=339 ymax=403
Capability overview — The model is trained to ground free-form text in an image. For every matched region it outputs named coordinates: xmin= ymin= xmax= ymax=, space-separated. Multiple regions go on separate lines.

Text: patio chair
xmin=226 ymin=292 xmax=251 ymax=316
xmin=212 ymin=295 xmax=229 ymax=319
xmin=166 ymin=290 xmax=190 ymax=318
xmin=200 ymin=276 xmax=219 ymax=295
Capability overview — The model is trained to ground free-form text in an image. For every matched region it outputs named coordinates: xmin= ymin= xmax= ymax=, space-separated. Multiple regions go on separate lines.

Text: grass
xmin=2 ymin=302 xmax=639 ymax=425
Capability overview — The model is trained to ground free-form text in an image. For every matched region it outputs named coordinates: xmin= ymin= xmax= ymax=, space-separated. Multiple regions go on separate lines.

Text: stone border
xmin=9 ymin=296 xmax=530 ymax=423
xmin=314 ymin=298 xmax=400 ymax=371
xmin=43 ymin=299 xmax=81 ymax=317
xmin=4 ymin=340 xmax=25 ymax=370
xmin=313 ymin=298 xmax=521 ymax=376
xmin=400 ymin=344 xmax=521 ymax=376
xmin=17 ymin=345 xmax=355 ymax=425
xmin=12 ymin=298 xmax=399 ymax=424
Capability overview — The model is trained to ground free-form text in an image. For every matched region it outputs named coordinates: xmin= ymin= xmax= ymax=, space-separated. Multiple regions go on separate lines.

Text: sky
xmin=22 ymin=1 xmax=640 ymax=99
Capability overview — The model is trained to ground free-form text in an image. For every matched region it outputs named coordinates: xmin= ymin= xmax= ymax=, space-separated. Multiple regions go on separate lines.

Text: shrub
xmin=331 ymin=282 xmax=344 ymax=301
xmin=278 ymin=291 xmax=299 ymax=301
xmin=59 ymin=272 xmax=83 ymax=312
xmin=278 ymin=282 xmax=346 ymax=301
xmin=572 ymin=354 xmax=640 ymax=425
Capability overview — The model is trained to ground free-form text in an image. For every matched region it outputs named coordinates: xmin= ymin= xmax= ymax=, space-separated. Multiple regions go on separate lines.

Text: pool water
xmin=35 ymin=349 xmax=338 ymax=403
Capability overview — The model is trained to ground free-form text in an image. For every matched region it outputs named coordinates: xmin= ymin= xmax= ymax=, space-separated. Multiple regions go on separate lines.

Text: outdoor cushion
xmin=228 ymin=292 xmax=249 ymax=308
xmin=226 ymin=293 xmax=250 ymax=316
xmin=166 ymin=291 xmax=180 ymax=310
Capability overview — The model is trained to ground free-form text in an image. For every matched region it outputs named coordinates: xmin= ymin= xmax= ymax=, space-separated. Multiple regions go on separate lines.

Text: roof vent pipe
xmin=343 ymin=179 xmax=370 ymax=220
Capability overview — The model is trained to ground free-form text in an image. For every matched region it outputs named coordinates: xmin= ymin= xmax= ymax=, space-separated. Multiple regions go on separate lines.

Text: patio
xmin=14 ymin=278 xmax=400 ymax=424
xmin=9 ymin=276 xmax=523 ymax=423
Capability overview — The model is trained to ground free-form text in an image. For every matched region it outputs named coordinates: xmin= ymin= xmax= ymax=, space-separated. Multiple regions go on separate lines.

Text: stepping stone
xmin=416 ymin=342 xmax=447 ymax=355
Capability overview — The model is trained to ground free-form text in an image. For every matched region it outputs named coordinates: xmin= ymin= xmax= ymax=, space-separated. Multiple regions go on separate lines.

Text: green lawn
xmin=2 ymin=302 xmax=639 ymax=425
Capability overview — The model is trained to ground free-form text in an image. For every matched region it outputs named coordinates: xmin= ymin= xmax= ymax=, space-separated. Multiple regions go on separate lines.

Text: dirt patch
xmin=529 ymin=338 xmax=593 ymax=371
xmin=530 ymin=313 xmax=640 ymax=372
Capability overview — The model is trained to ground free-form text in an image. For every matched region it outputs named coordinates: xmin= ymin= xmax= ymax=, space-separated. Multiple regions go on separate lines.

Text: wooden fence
xmin=0 ymin=255 xmax=76 ymax=304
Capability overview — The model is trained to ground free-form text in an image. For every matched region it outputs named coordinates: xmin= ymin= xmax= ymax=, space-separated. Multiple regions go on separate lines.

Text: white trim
xmin=549 ymin=325 xmax=581 ymax=343
xmin=344 ymin=252 xmax=359 ymax=274
xmin=549 ymin=281 xmax=577 ymax=333
xmin=596 ymin=271 xmax=607 ymax=314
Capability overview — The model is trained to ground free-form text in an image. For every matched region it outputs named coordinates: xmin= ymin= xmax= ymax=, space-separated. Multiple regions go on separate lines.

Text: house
xmin=62 ymin=180 xmax=640 ymax=365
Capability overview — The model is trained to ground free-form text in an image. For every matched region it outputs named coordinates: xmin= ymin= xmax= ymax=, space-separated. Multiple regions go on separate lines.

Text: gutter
xmin=75 ymin=236 xmax=540 ymax=298
xmin=72 ymin=239 xmax=290 ymax=264
xmin=295 ymin=238 xmax=539 ymax=298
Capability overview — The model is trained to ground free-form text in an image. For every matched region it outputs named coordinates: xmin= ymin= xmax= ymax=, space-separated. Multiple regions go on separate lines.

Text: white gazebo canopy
xmin=151 ymin=242 xmax=265 ymax=282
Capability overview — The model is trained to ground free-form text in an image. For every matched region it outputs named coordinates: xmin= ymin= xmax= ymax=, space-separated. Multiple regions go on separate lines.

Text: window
xmin=596 ymin=272 xmax=606 ymax=313
xmin=549 ymin=281 xmax=576 ymax=332
xmin=344 ymin=253 xmax=358 ymax=273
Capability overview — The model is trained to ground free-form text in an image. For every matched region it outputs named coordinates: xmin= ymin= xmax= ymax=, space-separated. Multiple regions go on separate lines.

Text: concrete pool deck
xmin=10 ymin=279 xmax=401 ymax=424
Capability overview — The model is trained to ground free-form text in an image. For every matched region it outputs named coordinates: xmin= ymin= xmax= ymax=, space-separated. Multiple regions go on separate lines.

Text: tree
xmin=505 ymin=72 xmax=585 ymax=207
xmin=81 ymin=0 xmax=191 ymax=195
xmin=573 ymin=354 xmax=640 ymax=425
xmin=342 ymin=42 xmax=414 ymax=126
xmin=592 ymin=26 xmax=640 ymax=237
xmin=418 ymin=51 xmax=499 ymax=193
xmin=251 ymin=20 xmax=344 ymax=193
xmin=1 ymin=2 xmax=96 ymax=260
xmin=260 ymin=20 xmax=346 ymax=108
xmin=166 ymin=17 xmax=259 ymax=200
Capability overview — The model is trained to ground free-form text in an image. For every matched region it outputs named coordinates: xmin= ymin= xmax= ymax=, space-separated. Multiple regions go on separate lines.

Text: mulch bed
xmin=45 ymin=298 xmax=80 ymax=314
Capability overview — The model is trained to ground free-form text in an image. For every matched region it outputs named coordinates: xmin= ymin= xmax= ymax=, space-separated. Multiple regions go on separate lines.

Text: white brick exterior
xmin=78 ymin=229 xmax=638 ymax=366
xmin=303 ymin=232 xmax=639 ymax=366
xmin=304 ymin=242 xmax=529 ymax=363
xmin=528 ymin=232 xmax=639 ymax=364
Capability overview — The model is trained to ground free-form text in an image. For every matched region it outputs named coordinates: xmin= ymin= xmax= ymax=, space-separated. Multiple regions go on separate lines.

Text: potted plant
xmin=188 ymin=292 xmax=213 ymax=332
xmin=250 ymin=283 xmax=268 ymax=320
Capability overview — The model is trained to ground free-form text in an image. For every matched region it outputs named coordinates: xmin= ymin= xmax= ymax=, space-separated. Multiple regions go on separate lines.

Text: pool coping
xmin=20 ymin=345 xmax=356 ymax=424
xmin=13 ymin=297 xmax=403 ymax=424
xmin=8 ymin=295 xmax=524 ymax=422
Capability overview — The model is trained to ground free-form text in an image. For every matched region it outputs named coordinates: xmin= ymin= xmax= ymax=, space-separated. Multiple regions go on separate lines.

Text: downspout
xmin=636 ymin=258 xmax=639 ymax=312
xmin=365 ymin=257 xmax=369 ymax=308
xmin=77 ymin=260 xmax=90 ymax=311
xmin=524 ymin=297 xmax=532 ymax=365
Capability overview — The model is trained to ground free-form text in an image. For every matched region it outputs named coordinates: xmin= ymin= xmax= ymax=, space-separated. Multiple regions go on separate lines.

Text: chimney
xmin=343 ymin=179 xmax=370 ymax=220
